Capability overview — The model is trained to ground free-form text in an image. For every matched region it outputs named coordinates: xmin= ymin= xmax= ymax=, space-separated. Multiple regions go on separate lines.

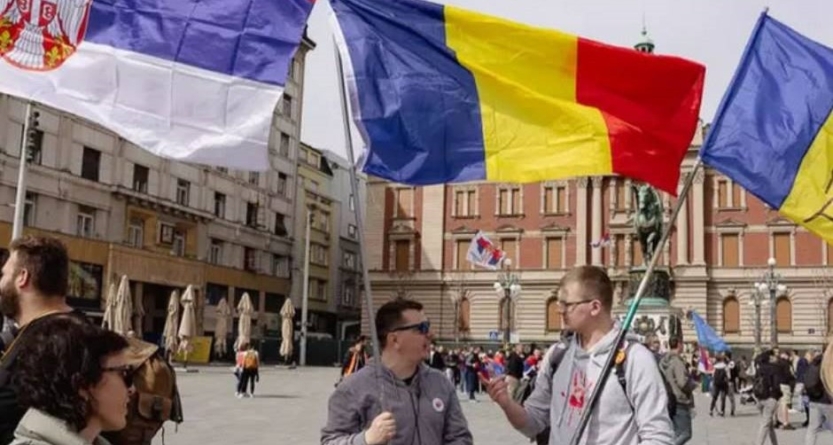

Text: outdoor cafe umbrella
xmin=214 ymin=298 xmax=231 ymax=356
xmin=132 ymin=285 xmax=145 ymax=336
xmin=101 ymin=281 xmax=117 ymax=331
xmin=279 ymin=299 xmax=295 ymax=361
xmin=161 ymin=290 xmax=180 ymax=356
xmin=112 ymin=275 xmax=132 ymax=336
xmin=177 ymin=285 xmax=197 ymax=365
xmin=234 ymin=293 xmax=253 ymax=351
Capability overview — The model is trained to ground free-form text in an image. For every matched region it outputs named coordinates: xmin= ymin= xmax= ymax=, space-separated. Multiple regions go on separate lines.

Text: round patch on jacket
xmin=432 ymin=398 xmax=445 ymax=412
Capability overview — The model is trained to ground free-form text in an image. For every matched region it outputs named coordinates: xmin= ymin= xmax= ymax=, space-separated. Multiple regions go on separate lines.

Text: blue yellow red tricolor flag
xmin=701 ymin=12 xmax=833 ymax=245
xmin=331 ymin=0 xmax=706 ymax=196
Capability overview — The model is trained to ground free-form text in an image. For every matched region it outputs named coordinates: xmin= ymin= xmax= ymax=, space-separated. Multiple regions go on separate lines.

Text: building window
xmin=272 ymin=254 xmax=290 ymax=278
xmin=394 ymin=240 xmax=410 ymax=272
xmin=720 ymin=233 xmax=740 ymax=267
xmin=209 ymin=239 xmax=223 ymax=265
xmin=172 ymin=231 xmax=185 ymax=256
xmin=395 ymin=188 xmax=414 ymax=218
xmin=453 ymin=189 xmax=477 ymax=217
xmin=614 ymin=180 xmax=628 ymax=211
xmin=311 ymin=243 xmax=328 ymax=266
xmin=315 ymin=210 xmax=330 ymax=232
xmin=158 ymin=222 xmax=175 ymax=244
xmin=214 ymin=193 xmax=226 ymax=218
xmin=722 ymin=297 xmax=740 ymax=334
xmin=348 ymin=224 xmax=357 ymax=239
xmin=279 ymin=133 xmax=290 ymax=157
xmin=81 ymin=147 xmax=101 ymax=182
xmin=614 ymin=234 xmax=626 ymax=267
xmin=244 ymin=247 xmax=257 ymax=271
xmin=76 ymin=206 xmax=95 ymax=238
xmin=246 ymin=202 xmax=259 ymax=228
xmin=282 ymin=94 xmax=293 ymax=119
xmin=176 ymin=179 xmax=190 ymax=206
xmin=457 ymin=297 xmax=470 ymax=333
xmin=543 ymin=184 xmax=567 ymax=214
xmin=277 ymin=173 xmax=288 ymax=197
xmin=343 ymin=251 xmax=357 ymax=270
xmin=248 ymin=171 xmax=259 ymax=186
xmin=455 ymin=240 xmax=469 ymax=270
xmin=500 ymin=238 xmax=517 ymax=266
xmin=315 ymin=279 xmax=327 ymax=300
xmin=274 ymin=213 xmax=288 ymax=236
xmin=342 ymin=284 xmax=355 ymax=307
xmin=127 ymin=218 xmax=143 ymax=248
xmin=776 ymin=296 xmax=792 ymax=333
xmin=23 ymin=128 xmax=43 ymax=164
xmin=23 ymin=192 xmax=36 ymax=227
xmin=546 ymin=237 xmax=564 ymax=269
xmin=772 ymin=232 xmax=791 ymax=266
xmin=133 ymin=164 xmax=148 ymax=193
xmin=716 ymin=178 xmax=744 ymax=209
xmin=546 ymin=298 xmax=562 ymax=332
xmin=498 ymin=187 xmax=522 ymax=216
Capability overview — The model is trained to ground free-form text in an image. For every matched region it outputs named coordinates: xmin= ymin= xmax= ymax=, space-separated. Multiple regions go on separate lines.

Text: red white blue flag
xmin=466 ymin=231 xmax=505 ymax=270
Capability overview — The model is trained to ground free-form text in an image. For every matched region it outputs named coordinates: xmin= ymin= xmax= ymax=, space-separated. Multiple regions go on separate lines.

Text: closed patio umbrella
xmin=234 ymin=293 xmax=253 ymax=351
xmin=101 ymin=281 xmax=117 ymax=331
xmin=214 ymin=299 xmax=231 ymax=356
xmin=161 ymin=290 xmax=180 ymax=358
xmin=112 ymin=275 xmax=132 ymax=336
xmin=178 ymin=285 xmax=197 ymax=367
xmin=279 ymin=299 xmax=295 ymax=363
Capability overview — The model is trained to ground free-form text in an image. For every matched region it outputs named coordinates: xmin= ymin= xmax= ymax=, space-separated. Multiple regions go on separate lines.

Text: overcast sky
xmin=299 ymin=0 xmax=832 ymax=159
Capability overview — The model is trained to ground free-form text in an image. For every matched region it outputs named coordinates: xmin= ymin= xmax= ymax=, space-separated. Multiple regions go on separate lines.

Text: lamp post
xmin=753 ymin=257 xmax=787 ymax=349
xmin=299 ymin=203 xmax=315 ymax=366
xmin=493 ymin=259 xmax=521 ymax=345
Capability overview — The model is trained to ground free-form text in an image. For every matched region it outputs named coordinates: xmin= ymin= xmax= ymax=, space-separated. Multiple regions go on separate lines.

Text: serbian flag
xmin=331 ymin=0 xmax=705 ymax=195
xmin=0 ymin=0 xmax=314 ymax=170
xmin=466 ymin=231 xmax=505 ymax=270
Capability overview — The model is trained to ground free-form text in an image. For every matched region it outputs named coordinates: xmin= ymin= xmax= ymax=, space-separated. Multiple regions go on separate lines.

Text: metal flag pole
xmin=332 ymin=41 xmax=382 ymax=364
xmin=11 ymin=102 xmax=35 ymax=241
xmin=568 ymin=159 xmax=702 ymax=445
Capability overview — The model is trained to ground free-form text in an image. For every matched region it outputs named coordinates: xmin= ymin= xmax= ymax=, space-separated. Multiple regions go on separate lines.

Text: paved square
xmin=155 ymin=367 xmax=822 ymax=444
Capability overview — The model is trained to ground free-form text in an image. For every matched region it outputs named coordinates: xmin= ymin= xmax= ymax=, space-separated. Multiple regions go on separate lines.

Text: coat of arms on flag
xmin=0 ymin=0 xmax=92 ymax=70
xmin=466 ymin=231 xmax=506 ymax=270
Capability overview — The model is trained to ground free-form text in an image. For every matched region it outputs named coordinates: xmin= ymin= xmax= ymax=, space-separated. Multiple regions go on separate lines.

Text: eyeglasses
xmin=557 ymin=300 xmax=594 ymax=311
xmin=103 ymin=365 xmax=134 ymax=388
xmin=390 ymin=321 xmax=431 ymax=335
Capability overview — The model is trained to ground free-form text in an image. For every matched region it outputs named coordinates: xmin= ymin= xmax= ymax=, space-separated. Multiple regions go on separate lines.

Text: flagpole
xmin=568 ymin=159 xmax=703 ymax=445
xmin=11 ymin=102 xmax=35 ymax=241
xmin=332 ymin=41 xmax=382 ymax=365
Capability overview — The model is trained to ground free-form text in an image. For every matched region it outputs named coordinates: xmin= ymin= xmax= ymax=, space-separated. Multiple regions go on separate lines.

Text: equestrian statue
xmin=630 ymin=183 xmax=664 ymax=266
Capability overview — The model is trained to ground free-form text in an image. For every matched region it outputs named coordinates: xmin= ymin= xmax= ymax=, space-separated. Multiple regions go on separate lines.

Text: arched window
xmin=546 ymin=298 xmax=562 ymax=332
xmin=827 ymin=297 xmax=833 ymax=335
xmin=498 ymin=297 xmax=512 ymax=331
xmin=458 ymin=297 xmax=471 ymax=333
xmin=776 ymin=296 xmax=792 ymax=333
xmin=722 ymin=297 xmax=740 ymax=334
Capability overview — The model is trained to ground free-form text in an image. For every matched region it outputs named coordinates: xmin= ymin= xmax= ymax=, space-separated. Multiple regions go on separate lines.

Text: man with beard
xmin=0 ymin=236 xmax=76 ymax=445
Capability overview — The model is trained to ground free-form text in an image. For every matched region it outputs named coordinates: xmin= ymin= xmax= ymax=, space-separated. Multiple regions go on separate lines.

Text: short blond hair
xmin=560 ymin=266 xmax=613 ymax=310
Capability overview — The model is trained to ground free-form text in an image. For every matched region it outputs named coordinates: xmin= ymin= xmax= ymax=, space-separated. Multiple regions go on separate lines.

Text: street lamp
xmin=299 ymin=203 xmax=316 ymax=366
xmin=753 ymin=257 xmax=787 ymax=349
xmin=493 ymin=259 xmax=521 ymax=345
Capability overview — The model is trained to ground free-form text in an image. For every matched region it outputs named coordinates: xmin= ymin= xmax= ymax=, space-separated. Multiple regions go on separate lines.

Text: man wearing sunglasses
xmin=483 ymin=266 xmax=674 ymax=445
xmin=322 ymin=298 xmax=473 ymax=445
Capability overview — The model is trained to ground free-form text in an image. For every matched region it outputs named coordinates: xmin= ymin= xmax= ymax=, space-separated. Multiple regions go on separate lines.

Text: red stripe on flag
xmin=575 ymin=38 xmax=705 ymax=195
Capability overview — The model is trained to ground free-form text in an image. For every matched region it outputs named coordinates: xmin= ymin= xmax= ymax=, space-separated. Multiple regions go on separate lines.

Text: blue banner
xmin=690 ymin=310 xmax=730 ymax=352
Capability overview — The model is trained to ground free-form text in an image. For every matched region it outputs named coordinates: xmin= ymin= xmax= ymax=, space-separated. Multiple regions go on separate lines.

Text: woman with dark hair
xmin=10 ymin=315 xmax=133 ymax=445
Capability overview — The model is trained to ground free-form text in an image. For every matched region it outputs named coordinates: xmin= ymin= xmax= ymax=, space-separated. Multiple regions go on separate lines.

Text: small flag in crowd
xmin=590 ymin=233 xmax=611 ymax=248
xmin=466 ymin=231 xmax=505 ymax=270
xmin=0 ymin=0 xmax=314 ymax=170
xmin=701 ymin=12 xmax=833 ymax=245
xmin=331 ymin=0 xmax=705 ymax=195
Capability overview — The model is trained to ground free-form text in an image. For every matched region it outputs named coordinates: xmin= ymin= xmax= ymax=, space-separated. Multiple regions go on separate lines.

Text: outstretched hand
xmin=479 ymin=373 xmax=512 ymax=408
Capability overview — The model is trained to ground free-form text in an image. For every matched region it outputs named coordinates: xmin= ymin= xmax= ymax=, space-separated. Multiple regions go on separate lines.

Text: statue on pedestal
xmin=631 ymin=183 xmax=664 ymax=266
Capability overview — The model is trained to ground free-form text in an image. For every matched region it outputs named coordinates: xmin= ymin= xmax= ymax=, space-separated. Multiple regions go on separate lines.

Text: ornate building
xmin=360 ymin=32 xmax=833 ymax=350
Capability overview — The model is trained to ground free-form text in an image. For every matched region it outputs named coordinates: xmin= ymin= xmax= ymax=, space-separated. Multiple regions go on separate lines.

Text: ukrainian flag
xmin=331 ymin=0 xmax=706 ymax=196
xmin=701 ymin=13 xmax=833 ymax=245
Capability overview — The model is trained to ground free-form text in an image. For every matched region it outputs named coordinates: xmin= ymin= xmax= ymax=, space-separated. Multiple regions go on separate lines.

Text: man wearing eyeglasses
xmin=483 ymin=266 xmax=674 ymax=445
xmin=321 ymin=298 xmax=473 ymax=445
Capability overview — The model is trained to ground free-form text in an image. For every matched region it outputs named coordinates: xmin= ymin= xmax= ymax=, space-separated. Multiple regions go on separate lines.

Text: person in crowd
xmin=795 ymin=350 xmax=811 ymax=427
xmin=321 ymin=298 xmax=472 ymax=445
xmin=10 ymin=315 xmax=133 ymax=445
xmin=0 ymin=236 xmax=80 ymax=445
xmin=427 ymin=343 xmax=446 ymax=371
xmin=506 ymin=344 xmax=525 ymax=402
xmin=444 ymin=348 xmax=459 ymax=385
xmin=710 ymin=353 xmax=730 ymax=416
xmin=775 ymin=350 xmax=796 ymax=429
xmin=725 ymin=352 xmax=738 ymax=416
xmin=660 ymin=337 xmax=695 ymax=445
xmin=340 ymin=336 xmax=368 ymax=382
xmin=464 ymin=347 xmax=481 ymax=402
xmin=482 ymin=266 xmax=674 ymax=445
xmin=235 ymin=343 xmax=260 ymax=398
xmin=802 ymin=348 xmax=831 ymax=445
xmin=754 ymin=349 xmax=783 ymax=445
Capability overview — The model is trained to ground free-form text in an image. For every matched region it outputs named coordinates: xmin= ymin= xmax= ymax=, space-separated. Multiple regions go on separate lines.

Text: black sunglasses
xmin=103 ymin=365 xmax=134 ymax=388
xmin=390 ymin=321 xmax=431 ymax=335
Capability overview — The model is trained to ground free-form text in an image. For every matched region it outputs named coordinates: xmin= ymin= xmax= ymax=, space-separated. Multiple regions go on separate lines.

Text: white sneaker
xmin=236 ymin=393 xmax=243 ymax=399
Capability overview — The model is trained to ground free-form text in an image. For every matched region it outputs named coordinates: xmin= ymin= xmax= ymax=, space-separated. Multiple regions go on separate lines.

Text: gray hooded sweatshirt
xmin=520 ymin=328 xmax=674 ymax=445
xmin=321 ymin=361 xmax=473 ymax=445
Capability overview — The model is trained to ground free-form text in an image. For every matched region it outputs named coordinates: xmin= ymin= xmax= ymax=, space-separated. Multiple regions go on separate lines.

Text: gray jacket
xmin=659 ymin=351 xmax=694 ymax=407
xmin=11 ymin=408 xmax=112 ymax=445
xmin=321 ymin=361 xmax=472 ymax=445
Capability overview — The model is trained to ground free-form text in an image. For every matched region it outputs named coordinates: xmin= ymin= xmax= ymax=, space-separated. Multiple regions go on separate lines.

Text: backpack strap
xmin=614 ymin=341 xmax=636 ymax=413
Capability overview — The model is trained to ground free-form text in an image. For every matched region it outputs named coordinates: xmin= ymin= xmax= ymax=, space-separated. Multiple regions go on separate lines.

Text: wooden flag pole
xmin=568 ymin=159 xmax=703 ymax=445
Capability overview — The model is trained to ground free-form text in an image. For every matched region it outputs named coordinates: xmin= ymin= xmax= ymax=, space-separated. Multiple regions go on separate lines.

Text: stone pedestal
xmin=613 ymin=267 xmax=683 ymax=352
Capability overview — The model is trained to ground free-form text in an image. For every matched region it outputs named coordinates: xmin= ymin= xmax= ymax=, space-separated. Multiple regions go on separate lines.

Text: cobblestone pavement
xmin=155 ymin=366 xmax=820 ymax=445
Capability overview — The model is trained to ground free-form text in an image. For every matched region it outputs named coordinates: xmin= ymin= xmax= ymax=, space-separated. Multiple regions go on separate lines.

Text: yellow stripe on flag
xmin=443 ymin=6 xmax=612 ymax=183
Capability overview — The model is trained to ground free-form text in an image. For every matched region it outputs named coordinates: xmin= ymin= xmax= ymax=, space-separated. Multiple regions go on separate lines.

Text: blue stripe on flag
xmin=86 ymin=0 xmax=314 ymax=86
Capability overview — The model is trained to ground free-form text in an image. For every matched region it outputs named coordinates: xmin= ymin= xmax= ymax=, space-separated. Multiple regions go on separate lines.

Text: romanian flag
xmin=701 ymin=13 xmax=833 ymax=245
xmin=331 ymin=0 xmax=706 ymax=195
